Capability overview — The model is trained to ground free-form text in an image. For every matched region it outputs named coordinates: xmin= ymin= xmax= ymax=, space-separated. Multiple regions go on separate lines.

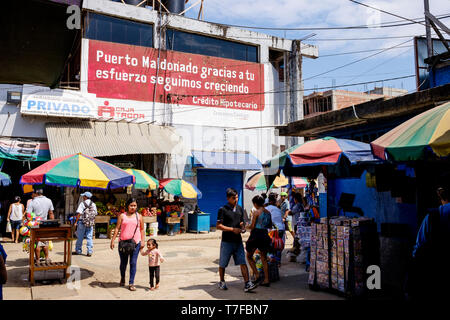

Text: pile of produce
xmin=138 ymin=207 xmax=160 ymax=217
xmin=95 ymin=201 xmax=123 ymax=217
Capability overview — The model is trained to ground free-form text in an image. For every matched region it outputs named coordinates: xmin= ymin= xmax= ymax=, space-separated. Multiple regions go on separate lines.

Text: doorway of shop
xmin=196 ymin=169 xmax=244 ymax=228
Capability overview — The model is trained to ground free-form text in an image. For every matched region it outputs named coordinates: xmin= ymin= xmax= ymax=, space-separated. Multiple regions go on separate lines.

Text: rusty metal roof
xmin=45 ymin=121 xmax=185 ymax=159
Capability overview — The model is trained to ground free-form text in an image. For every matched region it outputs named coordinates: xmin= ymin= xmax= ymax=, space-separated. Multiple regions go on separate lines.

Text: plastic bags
xmin=6 ymin=221 xmax=11 ymax=233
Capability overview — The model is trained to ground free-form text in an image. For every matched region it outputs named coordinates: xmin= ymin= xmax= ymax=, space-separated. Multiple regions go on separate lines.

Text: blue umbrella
xmin=0 ymin=172 xmax=11 ymax=186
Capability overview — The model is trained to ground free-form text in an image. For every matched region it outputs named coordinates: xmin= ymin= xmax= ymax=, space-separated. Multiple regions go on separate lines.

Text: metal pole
xmin=424 ymin=0 xmax=433 ymax=58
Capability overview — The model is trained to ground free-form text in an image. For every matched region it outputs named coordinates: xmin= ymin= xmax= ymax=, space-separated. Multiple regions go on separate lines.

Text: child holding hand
xmin=141 ymin=239 xmax=164 ymax=290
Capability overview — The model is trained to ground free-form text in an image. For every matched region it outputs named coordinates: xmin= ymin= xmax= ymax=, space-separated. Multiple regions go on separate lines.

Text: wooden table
xmin=29 ymin=225 xmax=73 ymax=285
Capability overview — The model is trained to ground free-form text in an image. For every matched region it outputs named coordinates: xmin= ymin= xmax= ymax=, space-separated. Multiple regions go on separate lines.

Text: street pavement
xmin=1 ymin=232 xmax=341 ymax=300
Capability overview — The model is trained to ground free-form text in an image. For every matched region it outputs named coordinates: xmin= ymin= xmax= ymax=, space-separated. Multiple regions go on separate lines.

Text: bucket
xmin=149 ymin=222 xmax=159 ymax=237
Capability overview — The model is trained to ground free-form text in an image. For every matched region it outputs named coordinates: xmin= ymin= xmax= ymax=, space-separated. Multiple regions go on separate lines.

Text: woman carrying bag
xmin=110 ymin=198 xmax=145 ymax=291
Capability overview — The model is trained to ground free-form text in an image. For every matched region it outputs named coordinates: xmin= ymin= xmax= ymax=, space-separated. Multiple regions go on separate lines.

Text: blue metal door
xmin=197 ymin=169 xmax=243 ymax=227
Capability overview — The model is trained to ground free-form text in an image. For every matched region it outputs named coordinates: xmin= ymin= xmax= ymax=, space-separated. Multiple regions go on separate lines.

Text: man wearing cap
xmin=74 ymin=192 xmax=97 ymax=256
xmin=27 ymin=189 xmax=54 ymax=262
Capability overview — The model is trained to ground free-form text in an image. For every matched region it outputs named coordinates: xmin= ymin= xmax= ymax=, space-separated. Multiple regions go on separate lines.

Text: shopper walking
xmin=27 ymin=189 xmax=54 ymax=262
xmin=265 ymin=193 xmax=286 ymax=265
xmin=74 ymin=192 xmax=97 ymax=256
xmin=110 ymin=198 xmax=145 ymax=291
xmin=280 ymin=192 xmax=295 ymax=242
xmin=141 ymin=238 xmax=165 ymax=291
xmin=7 ymin=196 xmax=25 ymax=243
xmin=246 ymin=195 xmax=272 ymax=287
xmin=407 ymin=186 xmax=450 ymax=300
xmin=217 ymin=188 xmax=257 ymax=292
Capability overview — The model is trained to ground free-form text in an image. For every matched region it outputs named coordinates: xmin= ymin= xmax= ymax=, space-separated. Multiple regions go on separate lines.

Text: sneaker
xmin=244 ymin=281 xmax=257 ymax=292
xmin=218 ymin=281 xmax=228 ymax=290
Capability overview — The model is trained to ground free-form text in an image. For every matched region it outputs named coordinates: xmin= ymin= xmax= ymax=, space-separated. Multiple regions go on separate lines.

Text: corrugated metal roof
xmin=45 ymin=121 xmax=184 ymax=159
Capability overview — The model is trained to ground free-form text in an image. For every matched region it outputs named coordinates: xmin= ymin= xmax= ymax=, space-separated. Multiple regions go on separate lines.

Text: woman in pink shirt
xmin=141 ymin=238 xmax=165 ymax=291
xmin=110 ymin=198 xmax=145 ymax=291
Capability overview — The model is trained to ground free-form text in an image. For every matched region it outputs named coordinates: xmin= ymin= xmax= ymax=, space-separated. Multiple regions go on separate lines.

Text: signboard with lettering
xmin=21 ymin=85 xmax=97 ymax=118
xmin=86 ymin=39 xmax=265 ymax=111
xmin=0 ymin=137 xmax=51 ymax=161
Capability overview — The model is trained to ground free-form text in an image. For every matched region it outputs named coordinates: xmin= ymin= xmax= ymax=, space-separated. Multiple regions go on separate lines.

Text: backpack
xmin=81 ymin=200 xmax=97 ymax=227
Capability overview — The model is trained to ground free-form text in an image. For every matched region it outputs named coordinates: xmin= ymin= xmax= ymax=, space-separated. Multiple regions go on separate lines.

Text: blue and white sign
xmin=21 ymin=84 xmax=97 ymax=118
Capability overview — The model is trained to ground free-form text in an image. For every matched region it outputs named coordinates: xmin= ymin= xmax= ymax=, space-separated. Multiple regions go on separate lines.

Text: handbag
xmin=271 ymin=229 xmax=285 ymax=251
xmin=118 ymin=213 xmax=139 ymax=255
xmin=6 ymin=221 xmax=12 ymax=233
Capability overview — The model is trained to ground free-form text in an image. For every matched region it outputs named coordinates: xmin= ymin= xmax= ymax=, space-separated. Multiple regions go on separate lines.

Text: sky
xmin=185 ymin=0 xmax=450 ymax=95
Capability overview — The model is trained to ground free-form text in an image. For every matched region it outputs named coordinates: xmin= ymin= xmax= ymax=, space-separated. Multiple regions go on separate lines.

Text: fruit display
xmin=139 ymin=207 xmax=160 ymax=217
xmin=96 ymin=201 xmax=121 ymax=217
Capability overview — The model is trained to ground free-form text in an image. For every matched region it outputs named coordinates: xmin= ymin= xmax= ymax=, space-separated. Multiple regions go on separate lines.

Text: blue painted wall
xmin=326 ymin=171 xmax=417 ymax=233
xmin=430 ymin=64 xmax=450 ymax=88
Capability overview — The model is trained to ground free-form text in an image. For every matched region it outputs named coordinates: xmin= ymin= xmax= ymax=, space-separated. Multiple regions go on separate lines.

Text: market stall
xmin=19 ymin=153 xmax=135 ymax=283
xmin=159 ymin=179 xmax=201 ymax=236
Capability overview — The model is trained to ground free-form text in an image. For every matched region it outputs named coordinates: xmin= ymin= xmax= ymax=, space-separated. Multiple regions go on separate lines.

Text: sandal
xmin=129 ymin=285 xmax=136 ymax=291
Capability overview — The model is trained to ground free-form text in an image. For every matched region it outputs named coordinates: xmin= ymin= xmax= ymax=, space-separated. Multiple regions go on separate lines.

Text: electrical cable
xmin=207 ymin=13 xmax=450 ymax=30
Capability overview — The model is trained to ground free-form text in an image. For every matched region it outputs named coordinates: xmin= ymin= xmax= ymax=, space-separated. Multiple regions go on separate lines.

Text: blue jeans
xmin=119 ymin=242 xmax=141 ymax=285
xmin=75 ymin=222 xmax=93 ymax=254
xmin=305 ymin=246 xmax=311 ymax=268
xmin=219 ymin=241 xmax=246 ymax=268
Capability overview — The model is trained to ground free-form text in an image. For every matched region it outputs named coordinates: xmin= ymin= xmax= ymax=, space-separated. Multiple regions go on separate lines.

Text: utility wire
xmin=303 ymin=38 xmax=413 ymax=81
xmin=319 ymin=45 xmax=413 ymax=57
xmin=210 ymin=13 xmax=450 ymax=31
xmin=348 ymin=0 xmax=427 ymax=27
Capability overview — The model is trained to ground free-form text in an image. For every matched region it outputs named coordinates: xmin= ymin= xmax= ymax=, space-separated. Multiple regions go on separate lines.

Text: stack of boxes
xmin=309 ymin=216 xmax=377 ymax=297
xmin=309 ymin=218 xmax=329 ymax=289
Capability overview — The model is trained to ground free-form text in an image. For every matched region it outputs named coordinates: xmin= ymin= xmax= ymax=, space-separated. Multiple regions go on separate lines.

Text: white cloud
xmin=197 ymin=0 xmax=450 ymax=53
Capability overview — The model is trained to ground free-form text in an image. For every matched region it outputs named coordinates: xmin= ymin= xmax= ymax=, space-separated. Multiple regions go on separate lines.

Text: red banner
xmin=87 ymin=40 xmax=265 ymax=111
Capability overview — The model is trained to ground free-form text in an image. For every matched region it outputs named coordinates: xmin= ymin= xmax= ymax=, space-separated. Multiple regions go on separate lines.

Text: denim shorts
xmin=10 ymin=220 xmax=22 ymax=230
xmin=219 ymin=241 xmax=246 ymax=268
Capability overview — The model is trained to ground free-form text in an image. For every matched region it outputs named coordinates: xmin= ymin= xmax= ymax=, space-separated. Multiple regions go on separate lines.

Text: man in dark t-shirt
xmin=216 ymin=188 xmax=257 ymax=292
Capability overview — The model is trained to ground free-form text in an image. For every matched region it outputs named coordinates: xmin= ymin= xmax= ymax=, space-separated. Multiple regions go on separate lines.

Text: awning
xmin=45 ymin=121 xmax=185 ymax=159
xmin=192 ymin=150 xmax=262 ymax=171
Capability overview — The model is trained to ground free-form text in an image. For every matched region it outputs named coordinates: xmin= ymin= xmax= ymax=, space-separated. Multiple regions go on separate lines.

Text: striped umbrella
xmin=125 ymin=169 xmax=159 ymax=190
xmin=264 ymin=144 xmax=302 ymax=173
xmin=292 ymin=177 xmax=308 ymax=188
xmin=245 ymin=171 xmax=289 ymax=191
xmin=159 ymin=178 xmax=202 ymax=199
xmin=287 ymin=137 xmax=376 ymax=167
xmin=0 ymin=172 xmax=11 ymax=186
xmin=20 ymin=153 xmax=135 ymax=189
xmin=371 ymin=102 xmax=450 ymax=161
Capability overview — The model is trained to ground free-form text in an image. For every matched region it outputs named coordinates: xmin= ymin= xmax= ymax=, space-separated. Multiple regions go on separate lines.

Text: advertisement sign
xmin=87 ymin=39 xmax=265 ymax=111
xmin=0 ymin=137 xmax=51 ymax=161
xmin=21 ymin=85 xmax=97 ymax=118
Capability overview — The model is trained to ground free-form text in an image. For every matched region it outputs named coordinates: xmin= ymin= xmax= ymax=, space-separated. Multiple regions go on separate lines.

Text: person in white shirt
xmin=265 ymin=193 xmax=286 ymax=266
xmin=74 ymin=192 xmax=97 ymax=257
xmin=27 ymin=189 xmax=54 ymax=261
xmin=7 ymin=196 xmax=25 ymax=243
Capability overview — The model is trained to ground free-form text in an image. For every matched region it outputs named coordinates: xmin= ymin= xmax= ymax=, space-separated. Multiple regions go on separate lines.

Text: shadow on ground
xmin=178 ymin=273 xmax=315 ymax=300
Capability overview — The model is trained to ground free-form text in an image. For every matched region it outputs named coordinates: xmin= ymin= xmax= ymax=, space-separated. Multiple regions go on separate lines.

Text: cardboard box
xmin=316 ymin=261 xmax=328 ymax=274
